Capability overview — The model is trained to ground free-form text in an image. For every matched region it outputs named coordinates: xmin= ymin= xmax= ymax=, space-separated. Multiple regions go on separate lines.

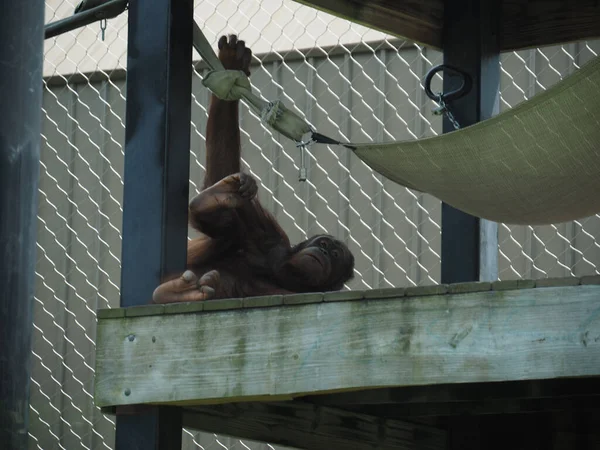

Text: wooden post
xmin=0 ymin=1 xmax=44 ymax=447
xmin=115 ymin=0 xmax=193 ymax=448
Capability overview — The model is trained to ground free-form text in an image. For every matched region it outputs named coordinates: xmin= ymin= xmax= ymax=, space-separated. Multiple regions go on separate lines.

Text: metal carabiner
xmin=423 ymin=64 xmax=472 ymax=103
xmin=296 ymin=138 xmax=313 ymax=182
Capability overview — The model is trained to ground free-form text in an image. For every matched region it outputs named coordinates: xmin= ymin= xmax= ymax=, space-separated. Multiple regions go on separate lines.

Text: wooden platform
xmin=292 ymin=0 xmax=600 ymax=52
xmin=95 ymin=276 xmax=600 ymax=449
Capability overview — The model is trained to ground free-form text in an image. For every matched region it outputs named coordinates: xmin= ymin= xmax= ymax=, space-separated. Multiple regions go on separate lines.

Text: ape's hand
xmin=151 ymin=270 xmax=220 ymax=304
xmin=190 ymin=172 xmax=258 ymax=214
xmin=218 ymin=34 xmax=252 ymax=76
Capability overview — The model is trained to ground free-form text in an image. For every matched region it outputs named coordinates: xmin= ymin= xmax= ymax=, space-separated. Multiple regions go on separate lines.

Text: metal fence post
xmin=0 ymin=0 xmax=45 ymax=448
xmin=115 ymin=0 xmax=193 ymax=448
xmin=440 ymin=0 xmax=500 ymax=446
xmin=441 ymin=0 xmax=500 ymax=285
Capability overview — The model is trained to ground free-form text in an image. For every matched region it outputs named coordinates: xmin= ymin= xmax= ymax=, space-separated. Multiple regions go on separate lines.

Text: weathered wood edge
xmin=100 ymin=377 xmax=600 ymax=417
xmin=94 ymin=283 xmax=600 ymax=408
xmin=96 ymin=276 xmax=593 ymax=319
xmin=181 ymin=401 xmax=447 ymax=450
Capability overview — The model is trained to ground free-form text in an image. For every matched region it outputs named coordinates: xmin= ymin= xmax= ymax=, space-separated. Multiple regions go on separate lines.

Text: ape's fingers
xmin=228 ymin=34 xmax=237 ymax=48
xmin=242 ymin=48 xmax=252 ymax=76
xmin=181 ymin=270 xmax=197 ymax=283
xmin=239 ymin=182 xmax=257 ymax=199
xmin=249 ymin=184 xmax=258 ymax=199
xmin=198 ymin=269 xmax=220 ymax=288
xmin=236 ymin=40 xmax=246 ymax=60
xmin=198 ymin=285 xmax=216 ymax=300
xmin=218 ymin=35 xmax=228 ymax=50
xmin=162 ymin=289 xmax=210 ymax=303
xmin=237 ymin=173 xmax=257 ymax=197
xmin=238 ymin=180 xmax=252 ymax=194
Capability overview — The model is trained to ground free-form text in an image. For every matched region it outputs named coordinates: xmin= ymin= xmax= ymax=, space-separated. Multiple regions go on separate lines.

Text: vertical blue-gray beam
xmin=441 ymin=0 xmax=500 ymax=285
xmin=0 ymin=1 xmax=44 ymax=448
xmin=116 ymin=0 xmax=193 ymax=448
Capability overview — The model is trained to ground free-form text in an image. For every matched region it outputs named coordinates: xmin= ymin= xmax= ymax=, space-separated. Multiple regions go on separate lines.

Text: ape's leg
xmin=152 ymin=269 xmax=221 ymax=304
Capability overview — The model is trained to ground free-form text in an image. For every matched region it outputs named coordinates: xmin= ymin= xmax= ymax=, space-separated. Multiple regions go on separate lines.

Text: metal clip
xmin=432 ymin=105 xmax=447 ymax=116
xmin=296 ymin=138 xmax=314 ymax=182
xmin=423 ymin=65 xmax=472 ymax=130
xmin=100 ymin=18 xmax=107 ymax=41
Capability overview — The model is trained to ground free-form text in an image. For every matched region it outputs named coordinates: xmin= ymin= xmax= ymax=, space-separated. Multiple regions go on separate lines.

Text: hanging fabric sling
xmin=193 ymin=22 xmax=600 ymax=225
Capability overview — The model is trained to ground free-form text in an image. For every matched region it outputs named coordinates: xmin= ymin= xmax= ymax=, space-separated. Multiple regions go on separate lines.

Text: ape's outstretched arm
xmin=189 ymin=35 xmax=290 ymax=248
xmin=189 ymin=35 xmax=254 ymax=240
xmin=202 ymin=35 xmax=251 ymax=189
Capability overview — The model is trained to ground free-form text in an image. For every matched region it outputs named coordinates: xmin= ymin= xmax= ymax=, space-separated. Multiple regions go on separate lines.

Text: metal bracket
xmin=423 ymin=65 xmax=472 ymax=130
xmin=424 ymin=64 xmax=472 ymax=103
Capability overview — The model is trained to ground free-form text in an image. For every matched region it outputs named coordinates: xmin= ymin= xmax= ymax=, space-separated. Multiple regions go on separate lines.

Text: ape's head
xmin=281 ymin=234 xmax=355 ymax=292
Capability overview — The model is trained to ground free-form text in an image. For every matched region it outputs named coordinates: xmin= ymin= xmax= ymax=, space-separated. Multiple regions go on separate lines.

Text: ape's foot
xmin=152 ymin=270 xmax=216 ymax=304
xmin=218 ymin=34 xmax=252 ymax=76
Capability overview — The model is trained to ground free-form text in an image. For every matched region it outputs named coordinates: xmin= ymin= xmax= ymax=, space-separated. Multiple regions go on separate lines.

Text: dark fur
xmin=155 ymin=35 xmax=354 ymax=301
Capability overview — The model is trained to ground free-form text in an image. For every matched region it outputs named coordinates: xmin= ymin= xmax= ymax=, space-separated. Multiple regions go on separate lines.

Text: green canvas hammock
xmin=193 ymin=25 xmax=600 ymax=225
xmin=350 ymin=56 xmax=600 ymax=225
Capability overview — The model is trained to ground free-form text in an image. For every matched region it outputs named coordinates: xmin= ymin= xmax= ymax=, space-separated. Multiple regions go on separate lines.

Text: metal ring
xmin=423 ymin=64 xmax=472 ymax=103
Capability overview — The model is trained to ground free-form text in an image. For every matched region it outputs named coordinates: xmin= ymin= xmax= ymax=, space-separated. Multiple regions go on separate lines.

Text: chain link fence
xmin=32 ymin=0 xmax=600 ymax=448
xmin=498 ymin=43 xmax=600 ymax=280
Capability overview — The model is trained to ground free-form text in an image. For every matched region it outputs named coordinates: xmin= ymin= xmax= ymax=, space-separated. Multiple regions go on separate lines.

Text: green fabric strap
xmin=192 ymin=22 xmax=312 ymax=142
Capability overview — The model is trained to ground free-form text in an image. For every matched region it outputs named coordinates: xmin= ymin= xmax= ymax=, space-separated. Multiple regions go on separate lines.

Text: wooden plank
xmin=94 ymin=285 xmax=600 ymax=408
xmin=501 ymin=0 xmax=600 ymax=51
xmin=182 ymin=401 xmax=446 ymax=450
xmin=290 ymin=0 xmax=600 ymax=52
xmin=291 ymin=0 xmax=443 ymax=49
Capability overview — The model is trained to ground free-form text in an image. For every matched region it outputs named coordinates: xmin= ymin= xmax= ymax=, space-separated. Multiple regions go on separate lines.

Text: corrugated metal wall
xmin=30 ymin=41 xmax=600 ymax=449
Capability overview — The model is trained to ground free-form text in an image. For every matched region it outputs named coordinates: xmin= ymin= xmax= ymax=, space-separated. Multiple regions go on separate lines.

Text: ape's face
xmin=286 ymin=235 xmax=355 ymax=291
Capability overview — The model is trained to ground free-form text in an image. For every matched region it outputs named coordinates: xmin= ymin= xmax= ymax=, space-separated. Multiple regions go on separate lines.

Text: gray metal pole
xmin=0 ymin=0 xmax=45 ymax=448
xmin=440 ymin=0 xmax=500 ymax=285
xmin=115 ymin=0 xmax=193 ymax=447
xmin=440 ymin=0 xmax=500 ymax=447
